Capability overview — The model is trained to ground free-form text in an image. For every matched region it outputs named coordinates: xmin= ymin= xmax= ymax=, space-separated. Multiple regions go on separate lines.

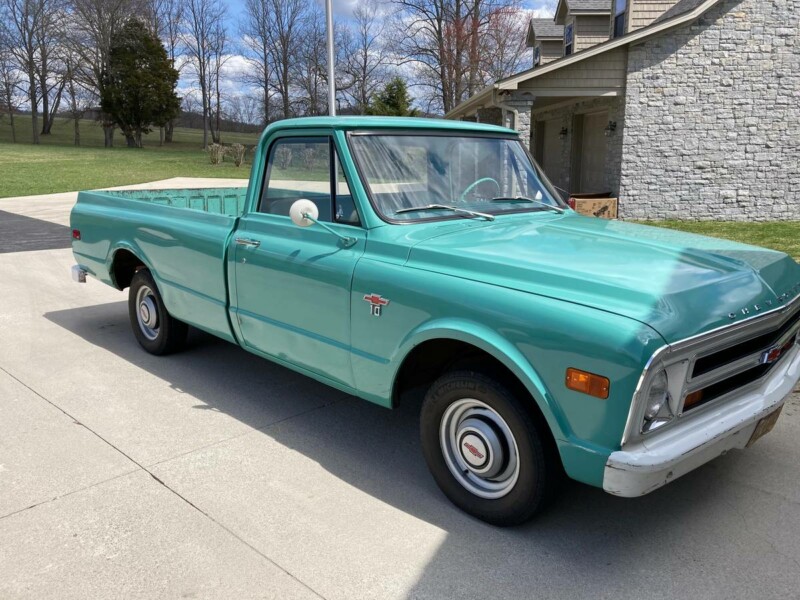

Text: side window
xmin=333 ymin=151 xmax=360 ymax=226
xmin=259 ymin=137 xmax=359 ymax=226
xmin=260 ymin=137 xmax=332 ymax=221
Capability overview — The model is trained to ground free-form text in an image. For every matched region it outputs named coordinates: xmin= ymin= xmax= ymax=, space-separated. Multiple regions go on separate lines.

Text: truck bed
xmin=98 ymin=187 xmax=248 ymax=217
xmin=71 ymin=187 xmax=245 ymax=343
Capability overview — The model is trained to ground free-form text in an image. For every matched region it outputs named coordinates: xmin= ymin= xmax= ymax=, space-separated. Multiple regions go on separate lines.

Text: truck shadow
xmin=44 ymin=301 xmax=786 ymax=599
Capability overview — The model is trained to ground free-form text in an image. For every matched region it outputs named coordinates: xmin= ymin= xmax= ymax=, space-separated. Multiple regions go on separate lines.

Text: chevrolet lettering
xmin=70 ymin=117 xmax=800 ymax=526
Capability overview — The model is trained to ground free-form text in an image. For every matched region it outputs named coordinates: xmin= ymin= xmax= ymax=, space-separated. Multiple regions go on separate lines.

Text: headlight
xmin=642 ymin=369 xmax=674 ymax=433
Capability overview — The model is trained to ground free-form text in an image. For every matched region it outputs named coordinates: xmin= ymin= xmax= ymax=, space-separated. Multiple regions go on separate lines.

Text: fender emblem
xmin=363 ymin=293 xmax=389 ymax=317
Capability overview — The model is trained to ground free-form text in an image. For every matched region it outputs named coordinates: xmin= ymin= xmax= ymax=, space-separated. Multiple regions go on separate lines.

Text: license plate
xmin=747 ymin=406 xmax=783 ymax=447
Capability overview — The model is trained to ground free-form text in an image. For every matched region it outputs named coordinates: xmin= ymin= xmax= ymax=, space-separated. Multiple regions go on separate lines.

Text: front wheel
xmin=420 ymin=371 xmax=561 ymax=526
xmin=128 ymin=269 xmax=188 ymax=355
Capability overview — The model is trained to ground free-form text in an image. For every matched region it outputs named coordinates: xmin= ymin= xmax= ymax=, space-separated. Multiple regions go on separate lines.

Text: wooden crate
xmin=568 ymin=197 xmax=618 ymax=219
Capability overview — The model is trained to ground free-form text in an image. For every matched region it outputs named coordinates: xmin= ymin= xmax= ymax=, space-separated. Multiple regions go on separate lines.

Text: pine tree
xmin=101 ymin=20 xmax=181 ymax=148
xmin=367 ymin=77 xmax=418 ymax=117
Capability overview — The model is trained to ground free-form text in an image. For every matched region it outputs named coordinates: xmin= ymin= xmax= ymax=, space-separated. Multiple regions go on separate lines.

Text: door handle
xmin=235 ymin=237 xmax=261 ymax=248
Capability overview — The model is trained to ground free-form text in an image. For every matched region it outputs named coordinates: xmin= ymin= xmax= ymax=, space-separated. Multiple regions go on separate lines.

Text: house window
xmin=564 ymin=23 xmax=574 ymax=55
xmin=613 ymin=0 xmax=626 ymax=37
xmin=534 ymin=46 xmax=541 ymax=67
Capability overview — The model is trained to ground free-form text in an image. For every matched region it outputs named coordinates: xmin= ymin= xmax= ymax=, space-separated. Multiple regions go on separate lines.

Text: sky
xmin=221 ymin=0 xmax=556 ymax=26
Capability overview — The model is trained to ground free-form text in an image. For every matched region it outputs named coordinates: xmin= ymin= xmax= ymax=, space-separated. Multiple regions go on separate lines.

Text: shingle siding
xmin=576 ymin=15 xmax=612 ymax=50
xmin=629 ymin=0 xmax=683 ymax=30
xmin=619 ymin=0 xmax=800 ymax=220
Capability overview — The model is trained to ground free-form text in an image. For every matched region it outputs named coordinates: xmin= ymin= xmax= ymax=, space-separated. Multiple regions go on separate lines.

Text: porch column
xmin=499 ymin=91 xmax=535 ymax=150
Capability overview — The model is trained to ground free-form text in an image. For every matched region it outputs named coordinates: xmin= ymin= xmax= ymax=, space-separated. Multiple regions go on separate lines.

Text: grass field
xmin=0 ymin=114 xmax=258 ymax=197
xmin=637 ymin=220 xmax=800 ymax=261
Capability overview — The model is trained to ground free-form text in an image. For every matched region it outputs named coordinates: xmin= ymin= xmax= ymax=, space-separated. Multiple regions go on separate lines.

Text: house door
xmin=540 ymin=119 xmax=563 ymax=190
xmin=578 ymin=111 xmax=608 ymax=193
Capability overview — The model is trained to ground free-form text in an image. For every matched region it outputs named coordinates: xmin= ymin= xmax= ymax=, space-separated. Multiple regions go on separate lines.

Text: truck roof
xmin=263 ymin=116 xmax=517 ymax=136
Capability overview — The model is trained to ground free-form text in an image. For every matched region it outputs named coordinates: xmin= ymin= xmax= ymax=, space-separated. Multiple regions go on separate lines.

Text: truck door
xmin=230 ymin=135 xmax=365 ymax=387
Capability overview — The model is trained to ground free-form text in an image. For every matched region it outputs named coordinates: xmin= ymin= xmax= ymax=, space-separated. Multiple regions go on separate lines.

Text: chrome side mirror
xmin=288 ymin=199 xmax=357 ymax=248
xmin=289 ymin=199 xmax=319 ymax=227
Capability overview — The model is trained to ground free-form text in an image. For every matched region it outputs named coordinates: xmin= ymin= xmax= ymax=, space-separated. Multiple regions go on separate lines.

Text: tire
xmin=128 ymin=269 xmax=188 ymax=355
xmin=420 ymin=370 xmax=561 ymax=526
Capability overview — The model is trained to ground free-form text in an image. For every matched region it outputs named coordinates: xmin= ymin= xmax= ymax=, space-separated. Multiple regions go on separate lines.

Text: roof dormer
xmin=554 ymin=0 xmax=612 ymax=54
xmin=526 ymin=19 xmax=565 ymax=67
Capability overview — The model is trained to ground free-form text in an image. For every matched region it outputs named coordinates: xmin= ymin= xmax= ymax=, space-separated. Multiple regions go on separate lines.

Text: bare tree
xmin=479 ymin=6 xmax=529 ymax=81
xmin=181 ymin=0 xmax=224 ymax=147
xmin=341 ymin=0 xmax=393 ymax=114
xmin=225 ymin=92 xmax=260 ymax=128
xmin=145 ymin=0 xmax=182 ymax=141
xmin=0 ymin=38 xmax=24 ymax=142
xmin=239 ymin=0 xmax=272 ymax=125
xmin=63 ymin=46 xmax=94 ymax=145
xmin=265 ymin=0 xmax=305 ymax=119
xmin=34 ymin=0 xmax=66 ymax=135
xmin=390 ymin=0 xmax=523 ymax=114
xmin=1 ymin=0 xmax=46 ymax=143
xmin=293 ymin=3 xmax=327 ymax=117
xmin=68 ymin=0 xmax=142 ymax=146
xmin=208 ymin=17 xmax=228 ymax=143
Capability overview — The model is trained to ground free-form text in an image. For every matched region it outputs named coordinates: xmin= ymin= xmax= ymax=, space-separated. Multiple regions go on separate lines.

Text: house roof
xmin=569 ymin=0 xmax=613 ymax=11
xmin=530 ymin=18 xmax=565 ymax=39
xmin=555 ymin=0 xmax=612 ymax=24
xmin=446 ymin=0 xmax=724 ymax=119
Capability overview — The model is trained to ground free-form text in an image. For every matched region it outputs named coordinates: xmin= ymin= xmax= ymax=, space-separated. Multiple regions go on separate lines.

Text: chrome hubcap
xmin=440 ymin=399 xmax=520 ymax=499
xmin=136 ymin=285 xmax=160 ymax=341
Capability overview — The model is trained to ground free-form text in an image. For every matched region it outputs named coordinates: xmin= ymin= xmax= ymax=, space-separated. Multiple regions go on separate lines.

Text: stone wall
xmin=530 ymin=96 xmax=625 ymax=194
xmin=620 ymin=0 xmax=800 ymax=220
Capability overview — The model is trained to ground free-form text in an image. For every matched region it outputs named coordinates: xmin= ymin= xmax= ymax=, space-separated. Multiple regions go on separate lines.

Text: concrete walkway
xmin=1 ymin=188 xmax=799 ymax=599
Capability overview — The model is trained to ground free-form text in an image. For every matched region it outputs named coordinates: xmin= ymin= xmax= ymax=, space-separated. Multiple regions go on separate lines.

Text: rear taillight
xmin=72 ymin=229 xmax=81 ymax=240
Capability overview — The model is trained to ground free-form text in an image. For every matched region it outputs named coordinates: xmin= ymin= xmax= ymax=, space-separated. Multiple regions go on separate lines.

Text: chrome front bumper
xmin=603 ymin=344 xmax=800 ymax=497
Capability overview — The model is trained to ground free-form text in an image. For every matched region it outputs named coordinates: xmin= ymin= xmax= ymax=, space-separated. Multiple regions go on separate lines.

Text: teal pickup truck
xmin=71 ymin=117 xmax=800 ymax=525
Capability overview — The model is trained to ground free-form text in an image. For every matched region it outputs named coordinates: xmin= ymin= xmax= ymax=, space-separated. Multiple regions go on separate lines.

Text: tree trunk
xmin=159 ymin=126 xmax=164 ymax=146
xmin=103 ymin=123 xmax=115 ymax=147
xmin=40 ymin=80 xmax=50 ymax=135
xmin=9 ymin=111 xmax=16 ymax=143
xmin=165 ymin=120 xmax=174 ymax=143
xmin=73 ymin=117 xmax=80 ymax=146
xmin=28 ymin=73 xmax=40 ymax=145
xmin=125 ymin=134 xmax=136 ymax=147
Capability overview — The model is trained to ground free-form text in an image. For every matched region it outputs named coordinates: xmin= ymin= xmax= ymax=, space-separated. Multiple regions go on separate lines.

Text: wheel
xmin=420 ymin=370 xmax=561 ymax=526
xmin=128 ymin=269 xmax=188 ymax=355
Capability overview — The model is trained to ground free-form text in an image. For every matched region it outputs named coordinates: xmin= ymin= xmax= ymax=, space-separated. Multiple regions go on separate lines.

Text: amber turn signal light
xmin=682 ymin=390 xmax=704 ymax=411
xmin=565 ymin=368 xmax=610 ymax=399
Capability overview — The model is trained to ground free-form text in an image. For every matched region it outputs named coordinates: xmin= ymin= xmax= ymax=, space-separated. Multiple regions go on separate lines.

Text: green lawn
xmin=0 ymin=114 xmax=258 ymax=197
xmin=637 ymin=220 xmax=800 ymax=261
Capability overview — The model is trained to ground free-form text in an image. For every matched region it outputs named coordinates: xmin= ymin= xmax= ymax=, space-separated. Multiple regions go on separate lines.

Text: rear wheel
xmin=128 ymin=269 xmax=188 ymax=355
xmin=420 ymin=370 xmax=561 ymax=526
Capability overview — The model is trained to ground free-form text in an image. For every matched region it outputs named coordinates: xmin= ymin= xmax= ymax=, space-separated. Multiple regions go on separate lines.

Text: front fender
xmin=390 ymin=318 xmax=573 ymax=443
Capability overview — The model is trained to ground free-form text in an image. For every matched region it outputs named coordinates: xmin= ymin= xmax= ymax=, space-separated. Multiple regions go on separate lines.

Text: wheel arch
xmin=108 ymin=243 xmax=151 ymax=290
xmin=390 ymin=321 xmax=571 ymax=444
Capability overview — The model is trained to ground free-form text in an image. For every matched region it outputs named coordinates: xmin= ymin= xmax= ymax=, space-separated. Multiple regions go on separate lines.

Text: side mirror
xmin=288 ymin=198 xmax=357 ymax=248
xmin=289 ymin=199 xmax=319 ymax=227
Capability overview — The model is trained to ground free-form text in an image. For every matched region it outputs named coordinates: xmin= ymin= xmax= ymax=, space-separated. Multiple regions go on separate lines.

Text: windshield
xmin=348 ymin=133 xmax=564 ymax=222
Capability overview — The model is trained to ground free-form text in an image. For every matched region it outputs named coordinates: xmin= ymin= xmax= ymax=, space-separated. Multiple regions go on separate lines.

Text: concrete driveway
xmin=1 ymin=183 xmax=799 ymax=599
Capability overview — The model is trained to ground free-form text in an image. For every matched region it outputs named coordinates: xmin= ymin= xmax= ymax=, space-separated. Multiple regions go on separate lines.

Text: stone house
xmin=446 ymin=0 xmax=799 ymax=220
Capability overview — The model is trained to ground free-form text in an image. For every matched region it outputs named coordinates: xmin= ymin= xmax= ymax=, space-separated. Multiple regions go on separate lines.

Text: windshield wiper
xmin=490 ymin=196 xmax=565 ymax=214
xmin=395 ymin=204 xmax=495 ymax=221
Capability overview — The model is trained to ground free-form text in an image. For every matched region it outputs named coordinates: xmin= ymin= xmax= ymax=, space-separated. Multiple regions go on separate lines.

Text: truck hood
xmin=406 ymin=214 xmax=800 ymax=342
